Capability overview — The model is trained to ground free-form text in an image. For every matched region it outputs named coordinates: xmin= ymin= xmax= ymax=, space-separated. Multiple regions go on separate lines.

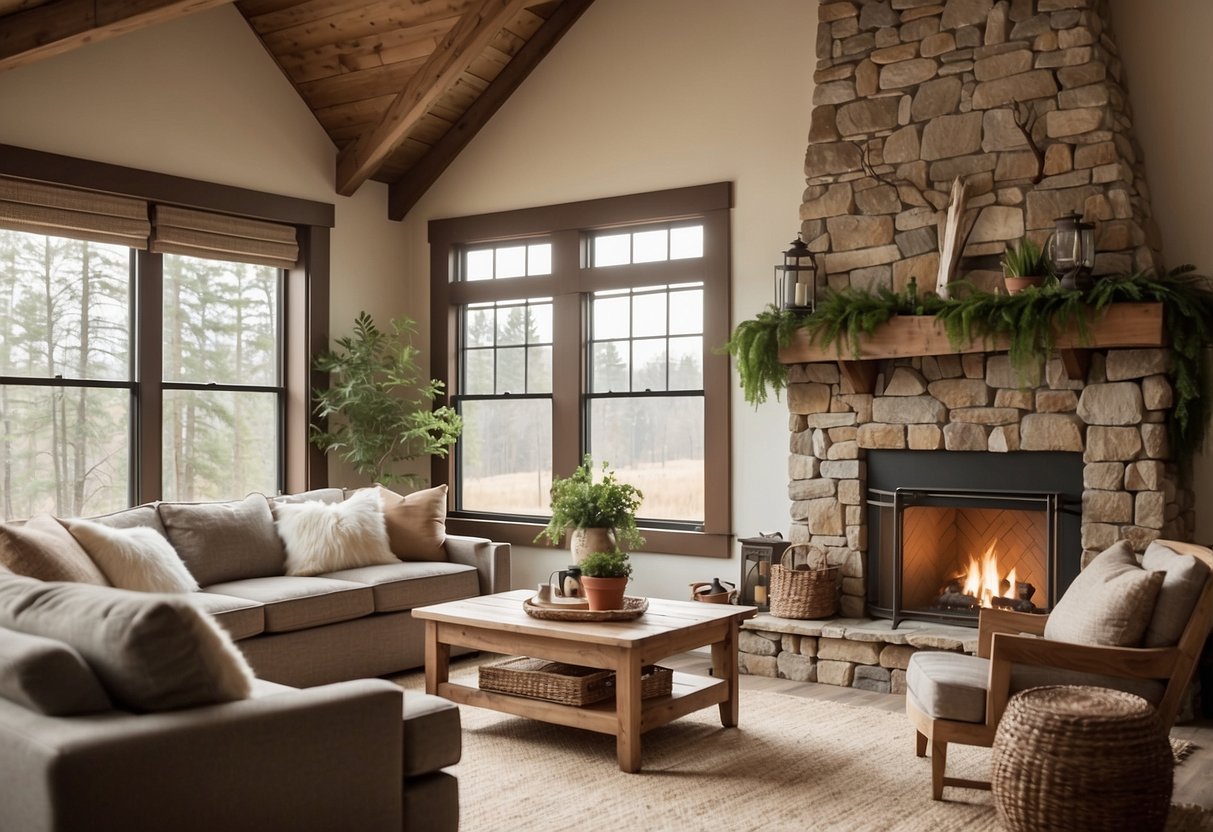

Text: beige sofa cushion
xmin=0 ymin=626 xmax=112 ymax=715
xmin=184 ymin=591 xmax=266 ymax=641
xmin=0 ymin=575 xmax=253 ymax=712
xmin=324 ymin=561 xmax=479 ymax=612
xmin=159 ymin=493 xmax=285 ymax=586
xmin=274 ymin=488 xmax=397 ymax=577
xmin=0 ymin=515 xmax=109 ymax=584
xmin=379 ymin=485 xmax=447 ymax=562
xmin=203 ymin=576 xmax=374 ymax=633
xmin=66 ymin=520 xmax=199 ymax=593
xmin=1044 ymin=540 xmax=1164 ymax=647
xmin=1142 ymin=540 xmax=1210 ymax=648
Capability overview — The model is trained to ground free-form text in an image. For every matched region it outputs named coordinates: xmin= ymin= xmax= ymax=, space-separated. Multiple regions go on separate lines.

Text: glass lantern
xmin=739 ymin=534 xmax=793 ymax=611
xmin=1048 ymin=212 xmax=1096 ymax=291
xmin=774 ymin=234 xmax=816 ymax=311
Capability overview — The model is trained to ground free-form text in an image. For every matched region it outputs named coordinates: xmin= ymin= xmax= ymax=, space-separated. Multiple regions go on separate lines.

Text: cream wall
xmin=404 ymin=0 xmax=817 ymax=597
xmin=1110 ymin=0 xmax=1213 ymax=543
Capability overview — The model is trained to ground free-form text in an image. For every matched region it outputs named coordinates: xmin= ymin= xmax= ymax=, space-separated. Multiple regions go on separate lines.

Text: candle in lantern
xmin=794 ymin=281 xmax=807 ymax=307
xmin=755 ymin=584 xmax=767 ymax=604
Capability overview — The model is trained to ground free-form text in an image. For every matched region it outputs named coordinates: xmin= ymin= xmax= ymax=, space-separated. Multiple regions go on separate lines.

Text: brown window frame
xmin=429 ymin=183 xmax=732 ymax=558
xmin=0 ymin=143 xmax=334 ymax=502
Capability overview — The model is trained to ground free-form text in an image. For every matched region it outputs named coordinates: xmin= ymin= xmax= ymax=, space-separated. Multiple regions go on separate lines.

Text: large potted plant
xmin=311 ymin=311 xmax=462 ymax=484
xmin=578 ymin=550 xmax=633 ymax=611
xmin=535 ymin=455 xmax=645 ymax=561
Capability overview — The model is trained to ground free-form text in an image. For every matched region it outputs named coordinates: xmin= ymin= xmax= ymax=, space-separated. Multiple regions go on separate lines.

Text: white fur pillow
xmin=274 ymin=487 xmax=397 ymax=576
xmin=67 ymin=520 xmax=199 ymax=593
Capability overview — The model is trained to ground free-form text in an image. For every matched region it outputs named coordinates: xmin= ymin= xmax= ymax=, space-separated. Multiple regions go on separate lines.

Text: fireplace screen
xmin=868 ymin=488 xmax=1060 ymax=627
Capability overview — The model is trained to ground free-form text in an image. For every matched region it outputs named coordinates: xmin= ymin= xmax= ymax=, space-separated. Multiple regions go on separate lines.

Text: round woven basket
xmin=992 ymin=685 xmax=1173 ymax=832
xmin=768 ymin=543 xmax=837 ymax=620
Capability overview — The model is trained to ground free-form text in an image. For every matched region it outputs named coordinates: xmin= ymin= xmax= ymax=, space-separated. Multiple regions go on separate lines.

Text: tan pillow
xmin=158 ymin=494 xmax=284 ymax=586
xmin=0 ymin=575 xmax=253 ymax=712
xmin=379 ymin=484 xmax=447 ymax=562
xmin=1141 ymin=540 xmax=1210 ymax=648
xmin=1045 ymin=540 xmax=1164 ymax=647
xmin=0 ymin=516 xmax=109 ymax=584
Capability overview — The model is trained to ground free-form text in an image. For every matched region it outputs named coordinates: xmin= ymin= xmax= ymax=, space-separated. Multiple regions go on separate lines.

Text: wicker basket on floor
xmin=992 ymin=685 xmax=1173 ymax=832
xmin=768 ymin=543 xmax=837 ymax=619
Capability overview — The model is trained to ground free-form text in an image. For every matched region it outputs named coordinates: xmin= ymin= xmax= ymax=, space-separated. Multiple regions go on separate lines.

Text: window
xmin=430 ymin=184 xmax=731 ymax=557
xmin=0 ymin=146 xmax=333 ymax=520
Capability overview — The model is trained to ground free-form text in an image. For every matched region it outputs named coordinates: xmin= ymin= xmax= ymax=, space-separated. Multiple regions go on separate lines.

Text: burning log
xmin=991 ymin=581 xmax=1038 ymax=613
xmin=936 ymin=580 xmax=979 ymax=610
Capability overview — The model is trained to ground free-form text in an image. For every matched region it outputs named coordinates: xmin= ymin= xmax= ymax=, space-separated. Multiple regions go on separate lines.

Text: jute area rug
xmin=395 ymin=660 xmax=1212 ymax=832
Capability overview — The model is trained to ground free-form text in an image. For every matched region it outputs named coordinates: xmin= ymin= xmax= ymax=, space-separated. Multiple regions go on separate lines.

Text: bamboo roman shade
xmin=0 ymin=176 xmax=150 ymax=249
xmin=151 ymin=205 xmax=299 ymax=269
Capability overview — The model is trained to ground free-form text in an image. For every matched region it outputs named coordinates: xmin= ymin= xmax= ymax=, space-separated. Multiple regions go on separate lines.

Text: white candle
xmin=794 ymin=282 xmax=808 ymax=307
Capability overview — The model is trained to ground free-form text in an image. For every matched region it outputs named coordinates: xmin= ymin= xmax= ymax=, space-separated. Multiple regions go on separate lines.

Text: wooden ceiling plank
xmin=276 ymin=18 xmax=456 ymax=84
xmin=0 ymin=0 xmax=231 ymax=73
xmin=298 ymin=57 xmax=424 ymax=112
xmin=240 ymin=0 xmax=369 ymax=35
xmin=259 ymin=0 xmax=472 ymax=55
xmin=336 ymin=0 xmax=530 ymax=196
xmin=388 ymin=0 xmax=594 ymax=218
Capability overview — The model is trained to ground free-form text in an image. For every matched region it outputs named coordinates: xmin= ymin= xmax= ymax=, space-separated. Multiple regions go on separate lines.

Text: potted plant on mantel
xmin=1001 ymin=237 xmax=1053 ymax=295
xmin=579 ymin=550 xmax=633 ymax=611
xmin=535 ymin=455 xmax=645 ymax=561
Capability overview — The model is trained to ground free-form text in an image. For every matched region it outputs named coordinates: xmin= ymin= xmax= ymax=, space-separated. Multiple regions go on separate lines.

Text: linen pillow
xmin=378 ymin=484 xmax=448 ymax=562
xmin=274 ymin=487 xmax=398 ymax=577
xmin=0 ymin=625 xmax=112 ymax=715
xmin=0 ymin=515 xmax=109 ymax=584
xmin=0 ymin=575 xmax=253 ymax=712
xmin=84 ymin=503 xmax=167 ymax=536
xmin=1141 ymin=540 xmax=1210 ymax=648
xmin=1044 ymin=540 xmax=1164 ymax=647
xmin=158 ymin=493 xmax=285 ymax=586
xmin=66 ymin=519 xmax=199 ymax=594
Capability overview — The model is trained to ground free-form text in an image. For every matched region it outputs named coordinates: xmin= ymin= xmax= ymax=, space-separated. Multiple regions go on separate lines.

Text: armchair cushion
xmin=0 ymin=626 xmax=112 ymax=715
xmin=1142 ymin=540 xmax=1210 ymax=648
xmin=0 ymin=575 xmax=253 ymax=712
xmin=1044 ymin=540 xmax=1163 ymax=647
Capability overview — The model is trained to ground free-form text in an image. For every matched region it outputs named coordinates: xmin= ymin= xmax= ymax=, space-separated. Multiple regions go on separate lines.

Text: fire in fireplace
xmin=866 ymin=451 xmax=1082 ymax=628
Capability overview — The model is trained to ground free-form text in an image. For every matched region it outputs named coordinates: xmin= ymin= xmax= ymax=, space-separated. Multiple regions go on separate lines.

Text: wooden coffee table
xmin=412 ymin=590 xmax=756 ymax=772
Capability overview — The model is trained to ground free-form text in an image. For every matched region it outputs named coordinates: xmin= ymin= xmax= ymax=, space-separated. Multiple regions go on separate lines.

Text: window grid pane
xmin=589 ymin=223 xmax=703 ymax=269
xmin=461 ymin=240 xmax=551 ymax=280
xmin=461 ymin=298 xmax=553 ymax=395
xmin=589 ymin=283 xmax=703 ymax=395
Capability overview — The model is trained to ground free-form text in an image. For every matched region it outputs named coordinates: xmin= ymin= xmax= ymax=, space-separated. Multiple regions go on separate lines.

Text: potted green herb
xmin=1001 ymin=238 xmax=1052 ymax=295
xmin=311 ymin=311 xmax=462 ymax=484
xmin=578 ymin=550 xmax=633 ymax=611
xmin=534 ymin=455 xmax=645 ymax=560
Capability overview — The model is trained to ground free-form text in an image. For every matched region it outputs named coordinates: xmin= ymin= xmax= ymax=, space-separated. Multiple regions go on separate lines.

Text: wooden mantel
xmin=776 ymin=302 xmax=1166 ymax=394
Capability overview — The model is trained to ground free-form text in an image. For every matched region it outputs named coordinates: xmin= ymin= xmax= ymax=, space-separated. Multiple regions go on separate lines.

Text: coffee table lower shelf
xmin=436 ymin=671 xmax=724 ymax=735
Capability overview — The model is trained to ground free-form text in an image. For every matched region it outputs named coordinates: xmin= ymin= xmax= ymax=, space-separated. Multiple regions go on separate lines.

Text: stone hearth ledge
xmin=740 ymin=614 xmax=980 ymax=694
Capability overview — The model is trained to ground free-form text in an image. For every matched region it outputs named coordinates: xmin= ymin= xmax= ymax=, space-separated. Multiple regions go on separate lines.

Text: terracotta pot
xmin=580 ymin=575 xmax=628 ymax=611
xmin=570 ymin=527 xmax=615 ymax=563
xmin=1003 ymin=275 xmax=1046 ymax=295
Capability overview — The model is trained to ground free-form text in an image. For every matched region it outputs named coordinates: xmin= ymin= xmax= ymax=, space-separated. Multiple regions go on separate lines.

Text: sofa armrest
xmin=0 ymin=679 xmax=404 ymax=832
xmin=445 ymin=534 xmax=511 ymax=595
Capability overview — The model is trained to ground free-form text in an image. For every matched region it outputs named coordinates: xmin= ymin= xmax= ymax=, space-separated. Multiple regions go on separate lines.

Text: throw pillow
xmin=379 ymin=484 xmax=448 ymax=562
xmin=272 ymin=488 xmax=346 ymax=505
xmin=158 ymin=493 xmax=285 ymax=586
xmin=0 ymin=625 xmax=112 ymax=715
xmin=0 ymin=575 xmax=254 ymax=712
xmin=66 ymin=519 xmax=199 ymax=594
xmin=0 ymin=515 xmax=109 ymax=584
xmin=83 ymin=503 xmax=167 ymax=536
xmin=1044 ymin=540 xmax=1164 ymax=647
xmin=274 ymin=487 xmax=398 ymax=576
xmin=1141 ymin=540 xmax=1210 ymax=648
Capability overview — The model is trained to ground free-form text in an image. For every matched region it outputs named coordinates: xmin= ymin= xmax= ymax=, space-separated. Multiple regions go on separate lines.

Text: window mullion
xmin=550 ymin=228 xmax=582 ymax=478
xmin=134 ymin=249 xmax=162 ymax=504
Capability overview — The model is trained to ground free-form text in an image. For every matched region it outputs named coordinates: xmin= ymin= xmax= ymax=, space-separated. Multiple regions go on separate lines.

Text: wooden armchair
xmin=905 ymin=539 xmax=1213 ymax=800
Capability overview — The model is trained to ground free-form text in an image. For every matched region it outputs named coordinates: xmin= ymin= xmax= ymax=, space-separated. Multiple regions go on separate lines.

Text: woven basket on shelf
xmin=479 ymin=657 xmax=614 ymax=706
xmin=768 ymin=543 xmax=837 ymax=619
xmin=992 ymin=685 xmax=1173 ymax=832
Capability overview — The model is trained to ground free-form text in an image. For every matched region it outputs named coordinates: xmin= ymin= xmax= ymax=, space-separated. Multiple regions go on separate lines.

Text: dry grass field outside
xmin=462 ymin=458 xmax=704 ymax=523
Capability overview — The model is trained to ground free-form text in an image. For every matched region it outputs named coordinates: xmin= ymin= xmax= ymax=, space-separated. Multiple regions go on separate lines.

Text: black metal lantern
xmin=775 ymin=234 xmax=816 ymax=311
xmin=1048 ymin=212 xmax=1096 ymax=291
xmin=739 ymin=534 xmax=793 ymax=611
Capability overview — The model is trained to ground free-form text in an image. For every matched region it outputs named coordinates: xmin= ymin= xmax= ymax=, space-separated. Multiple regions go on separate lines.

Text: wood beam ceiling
xmin=0 ymin=0 xmax=233 ymax=75
xmin=334 ymin=0 xmax=531 ymax=197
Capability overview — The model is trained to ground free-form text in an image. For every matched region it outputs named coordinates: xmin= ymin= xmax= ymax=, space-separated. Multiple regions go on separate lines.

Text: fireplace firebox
xmin=866 ymin=451 xmax=1083 ymax=628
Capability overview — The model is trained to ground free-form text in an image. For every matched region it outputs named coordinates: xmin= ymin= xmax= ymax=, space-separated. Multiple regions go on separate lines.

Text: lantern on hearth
xmin=1048 ymin=212 xmax=1096 ymax=291
xmin=739 ymin=534 xmax=793 ymax=611
xmin=775 ymin=234 xmax=816 ymax=311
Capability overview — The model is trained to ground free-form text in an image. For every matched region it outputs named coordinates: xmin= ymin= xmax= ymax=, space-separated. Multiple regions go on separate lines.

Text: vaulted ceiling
xmin=0 ymin=0 xmax=594 ymax=218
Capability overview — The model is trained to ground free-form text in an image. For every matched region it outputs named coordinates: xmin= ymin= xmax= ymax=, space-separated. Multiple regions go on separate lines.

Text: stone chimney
xmin=804 ymin=0 xmax=1159 ymax=293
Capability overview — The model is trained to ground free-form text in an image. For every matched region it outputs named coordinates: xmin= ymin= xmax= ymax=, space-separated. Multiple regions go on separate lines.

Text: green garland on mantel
xmin=723 ymin=268 xmax=1213 ymax=460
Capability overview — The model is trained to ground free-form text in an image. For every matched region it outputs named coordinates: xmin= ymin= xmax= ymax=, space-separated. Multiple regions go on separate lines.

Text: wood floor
xmin=661 ymin=652 xmax=1213 ymax=809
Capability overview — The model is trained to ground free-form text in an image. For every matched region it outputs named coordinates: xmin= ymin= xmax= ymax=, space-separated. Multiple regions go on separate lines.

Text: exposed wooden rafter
xmin=0 ymin=0 xmax=232 ymax=75
xmin=388 ymin=0 xmax=593 ymax=220
xmin=334 ymin=0 xmax=531 ymax=197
